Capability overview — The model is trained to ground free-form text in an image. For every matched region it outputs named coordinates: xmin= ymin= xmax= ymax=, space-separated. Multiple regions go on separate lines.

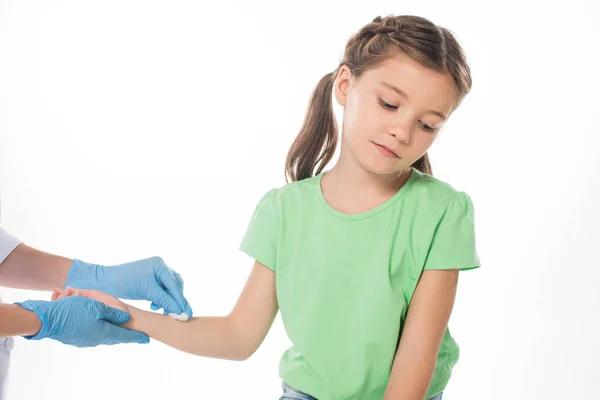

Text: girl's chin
xmin=358 ymin=157 xmax=405 ymax=176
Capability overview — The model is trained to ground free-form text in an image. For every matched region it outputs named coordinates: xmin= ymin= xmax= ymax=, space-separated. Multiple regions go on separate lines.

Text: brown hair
xmin=285 ymin=15 xmax=473 ymax=182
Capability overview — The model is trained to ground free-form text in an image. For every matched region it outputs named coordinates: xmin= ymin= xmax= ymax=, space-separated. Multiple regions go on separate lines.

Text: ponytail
xmin=285 ymin=68 xmax=433 ymax=181
xmin=285 ymin=71 xmax=338 ymax=183
xmin=412 ymin=153 xmax=433 ymax=175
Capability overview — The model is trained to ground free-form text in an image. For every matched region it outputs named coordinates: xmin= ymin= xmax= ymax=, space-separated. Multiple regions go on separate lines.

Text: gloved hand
xmin=64 ymin=256 xmax=193 ymax=318
xmin=15 ymin=297 xmax=149 ymax=347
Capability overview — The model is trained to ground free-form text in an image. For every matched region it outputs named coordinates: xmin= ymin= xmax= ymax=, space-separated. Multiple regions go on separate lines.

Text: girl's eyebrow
xmin=378 ymin=80 xmax=448 ymax=121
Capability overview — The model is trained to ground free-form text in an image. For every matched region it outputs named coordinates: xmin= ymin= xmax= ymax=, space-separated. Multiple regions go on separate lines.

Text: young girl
xmin=58 ymin=14 xmax=480 ymax=400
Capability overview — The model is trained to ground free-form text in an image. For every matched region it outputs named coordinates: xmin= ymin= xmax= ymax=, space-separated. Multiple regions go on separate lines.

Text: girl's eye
xmin=377 ymin=97 xmax=398 ymax=111
xmin=420 ymin=122 xmax=437 ymax=132
xmin=377 ymin=95 xmax=441 ymax=133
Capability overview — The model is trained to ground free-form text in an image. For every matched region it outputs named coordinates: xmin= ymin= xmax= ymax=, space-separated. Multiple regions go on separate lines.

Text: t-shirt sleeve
xmin=239 ymin=189 xmax=279 ymax=272
xmin=423 ymin=192 xmax=481 ymax=271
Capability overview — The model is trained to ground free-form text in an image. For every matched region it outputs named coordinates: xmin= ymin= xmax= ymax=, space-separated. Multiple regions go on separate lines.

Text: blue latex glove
xmin=64 ymin=256 xmax=193 ymax=318
xmin=16 ymin=297 xmax=149 ymax=347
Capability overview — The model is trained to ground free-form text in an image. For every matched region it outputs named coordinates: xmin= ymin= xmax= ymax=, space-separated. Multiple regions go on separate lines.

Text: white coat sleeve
xmin=0 ymin=228 xmax=21 ymax=265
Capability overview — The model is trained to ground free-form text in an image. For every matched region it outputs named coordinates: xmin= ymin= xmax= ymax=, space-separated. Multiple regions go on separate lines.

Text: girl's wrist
xmin=123 ymin=304 xmax=142 ymax=330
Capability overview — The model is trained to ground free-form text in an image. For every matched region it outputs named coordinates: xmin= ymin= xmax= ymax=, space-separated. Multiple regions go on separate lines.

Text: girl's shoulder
xmin=250 ymin=174 xmax=321 ymax=211
xmin=408 ymin=168 xmax=475 ymax=212
xmin=410 ymin=168 xmax=463 ymax=194
xmin=267 ymin=173 xmax=321 ymax=200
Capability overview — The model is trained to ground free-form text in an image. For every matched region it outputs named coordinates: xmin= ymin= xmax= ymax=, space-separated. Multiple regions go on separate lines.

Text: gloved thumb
xmin=95 ymin=301 xmax=131 ymax=325
xmin=103 ymin=324 xmax=150 ymax=345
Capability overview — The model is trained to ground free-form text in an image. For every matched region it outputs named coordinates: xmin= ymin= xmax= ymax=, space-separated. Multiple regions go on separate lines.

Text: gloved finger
xmin=149 ymin=282 xmax=184 ymax=316
xmin=171 ymin=272 xmax=186 ymax=316
xmin=150 ymin=305 xmax=171 ymax=316
xmin=94 ymin=300 xmax=131 ymax=325
xmin=173 ymin=271 xmax=184 ymax=290
xmin=156 ymin=267 xmax=193 ymax=317
xmin=101 ymin=322 xmax=150 ymax=345
xmin=150 ymin=303 xmax=171 ymax=315
xmin=164 ymin=269 xmax=191 ymax=317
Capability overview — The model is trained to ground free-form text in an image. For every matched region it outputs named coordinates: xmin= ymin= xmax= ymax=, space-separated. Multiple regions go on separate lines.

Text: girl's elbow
xmin=235 ymin=342 xmax=259 ymax=361
xmin=234 ymin=352 xmax=251 ymax=361
xmin=189 ymin=348 xmax=251 ymax=361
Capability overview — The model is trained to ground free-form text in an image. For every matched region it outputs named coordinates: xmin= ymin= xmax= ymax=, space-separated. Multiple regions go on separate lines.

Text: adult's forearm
xmin=0 ymin=244 xmax=72 ymax=291
xmin=0 ymin=303 xmax=42 ymax=337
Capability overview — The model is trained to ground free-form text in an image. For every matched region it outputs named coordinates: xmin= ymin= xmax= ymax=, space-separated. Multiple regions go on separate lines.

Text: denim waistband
xmin=280 ymin=381 xmax=443 ymax=400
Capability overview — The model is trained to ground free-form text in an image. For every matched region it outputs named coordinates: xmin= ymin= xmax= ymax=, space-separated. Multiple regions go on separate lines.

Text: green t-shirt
xmin=239 ymin=168 xmax=480 ymax=400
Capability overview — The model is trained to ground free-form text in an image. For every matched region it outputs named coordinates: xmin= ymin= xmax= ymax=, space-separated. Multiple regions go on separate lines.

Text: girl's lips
xmin=373 ymin=142 xmax=399 ymax=158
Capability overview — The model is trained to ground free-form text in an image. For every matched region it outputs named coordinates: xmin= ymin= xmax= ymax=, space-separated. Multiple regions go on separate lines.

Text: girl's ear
xmin=333 ymin=65 xmax=352 ymax=107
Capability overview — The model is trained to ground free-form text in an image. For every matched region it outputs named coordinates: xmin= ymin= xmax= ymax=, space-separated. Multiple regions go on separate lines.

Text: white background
xmin=1 ymin=0 xmax=599 ymax=399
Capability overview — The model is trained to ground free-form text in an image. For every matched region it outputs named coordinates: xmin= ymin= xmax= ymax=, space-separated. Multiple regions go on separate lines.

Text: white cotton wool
xmin=168 ymin=312 xmax=190 ymax=322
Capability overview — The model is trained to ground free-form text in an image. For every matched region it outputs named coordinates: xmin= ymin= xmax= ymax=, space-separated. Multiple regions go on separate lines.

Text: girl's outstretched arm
xmin=60 ymin=261 xmax=278 ymax=361
xmin=125 ymin=260 xmax=278 ymax=361
xmin=383 ymin=269 xmax=459 ymax=400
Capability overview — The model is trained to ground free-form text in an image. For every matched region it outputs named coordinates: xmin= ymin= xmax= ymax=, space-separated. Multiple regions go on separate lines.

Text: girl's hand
xmin=52 ymin=286 xmax=128 ymax=313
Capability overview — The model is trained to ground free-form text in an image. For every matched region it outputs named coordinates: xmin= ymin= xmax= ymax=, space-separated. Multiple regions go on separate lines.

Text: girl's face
xmin=334 ymin=52 xmax=458 ymax=176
